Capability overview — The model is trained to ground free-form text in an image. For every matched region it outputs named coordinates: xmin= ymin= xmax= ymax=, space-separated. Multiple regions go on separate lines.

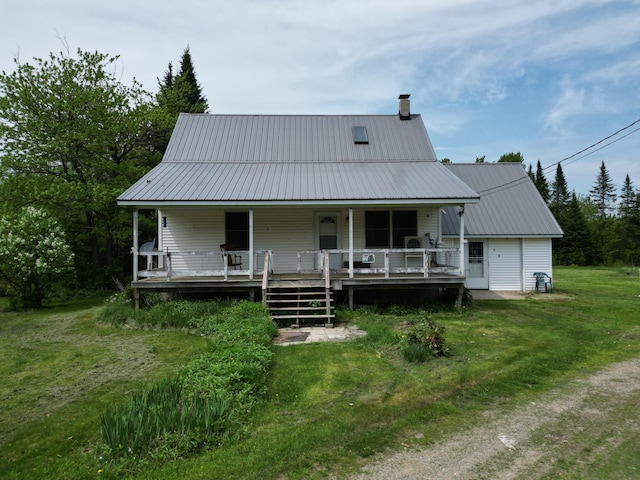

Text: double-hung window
xmin=365 ymin=210 xmax=417 ymax=248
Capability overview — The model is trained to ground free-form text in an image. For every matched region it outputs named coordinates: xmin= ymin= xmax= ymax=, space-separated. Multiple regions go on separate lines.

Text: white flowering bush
xmin=0 ymin=206 xmax=75 ymax=308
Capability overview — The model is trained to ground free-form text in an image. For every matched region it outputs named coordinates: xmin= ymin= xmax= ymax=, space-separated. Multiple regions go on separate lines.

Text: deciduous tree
xmin=0 ymin=207 xmax=74 ymax=308
xmin=0 ymin=48 xmax=165 ymax=285
xmin=498 ymin=152 xmax=525 ymax=163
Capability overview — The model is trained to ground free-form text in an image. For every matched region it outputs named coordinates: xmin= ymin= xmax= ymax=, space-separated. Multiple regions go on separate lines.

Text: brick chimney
xmin=398 ymin=94 xmax=411 ymax=120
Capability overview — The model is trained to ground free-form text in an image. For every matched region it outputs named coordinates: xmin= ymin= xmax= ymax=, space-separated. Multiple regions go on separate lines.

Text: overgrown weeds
xmin=98 ymin=299 xmax=277 ymax=465
xmin=401 ymin=316 xmax=449 ymax=362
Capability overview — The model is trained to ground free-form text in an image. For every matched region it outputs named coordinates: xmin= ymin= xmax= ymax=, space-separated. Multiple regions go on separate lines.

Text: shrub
xmin=0 ymin=207 xmax=75 ymax=309
xmin=100 ymin=300 xmax=277 ymax=461
xmin=401 ymin=316 xmax=449 ymax=362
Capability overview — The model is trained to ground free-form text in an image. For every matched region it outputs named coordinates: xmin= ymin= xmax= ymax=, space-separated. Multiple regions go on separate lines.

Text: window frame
xmin=365 ymin=210 xmax=417 ymax=248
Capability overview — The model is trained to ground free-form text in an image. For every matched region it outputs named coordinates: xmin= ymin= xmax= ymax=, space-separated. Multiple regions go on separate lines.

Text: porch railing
xmin=135 ymin=248 xmax=460 ymax=281
xmin=296 ymin=248 xmax=461 ymax=278
xmin=135 ymin=249 xmax=271 ymax=281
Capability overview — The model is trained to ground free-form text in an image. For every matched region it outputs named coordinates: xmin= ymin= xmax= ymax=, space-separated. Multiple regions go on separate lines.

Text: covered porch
xmin=129 ymin=204 xmax=470 ymax=319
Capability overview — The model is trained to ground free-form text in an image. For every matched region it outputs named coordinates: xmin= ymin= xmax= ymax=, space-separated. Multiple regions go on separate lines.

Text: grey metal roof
xmin=442 ymin=163 xmax=563 ymax=237
xmin=118 ymin=113 xmax=480 ymax=205
xmin=162 ymin=113 xmax=439 ymax=162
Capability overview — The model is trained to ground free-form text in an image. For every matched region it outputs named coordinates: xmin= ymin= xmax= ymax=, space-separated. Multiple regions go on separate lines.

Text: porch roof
xmin=118 ymin=160 xmax=479 ymax=206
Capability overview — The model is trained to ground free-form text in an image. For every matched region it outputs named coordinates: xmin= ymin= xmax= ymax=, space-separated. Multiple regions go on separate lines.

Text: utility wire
xmin=475 ymin=117 xmax=640 ymax=196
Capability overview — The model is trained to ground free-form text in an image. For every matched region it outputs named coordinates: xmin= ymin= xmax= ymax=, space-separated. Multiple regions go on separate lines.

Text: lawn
xmin=1 ymin=266 xmax=639 ymax=479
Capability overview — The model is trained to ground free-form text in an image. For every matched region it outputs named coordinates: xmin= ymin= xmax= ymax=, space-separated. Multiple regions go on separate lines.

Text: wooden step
xmin=264 ymin=280 xmax=335 ymax=327
xmin=271 ymin=314 xmax=336 ymax=320
xmin=268 ymin=280 xmax=325 ymax=288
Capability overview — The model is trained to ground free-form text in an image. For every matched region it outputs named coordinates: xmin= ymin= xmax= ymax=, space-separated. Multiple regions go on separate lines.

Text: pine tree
xmin=617 ymin=174 xmax=640 ymax=265
xmin=589 ymin=161 xmax=617 ymax=220
xmin=534 ymin=160 xmax=550 ymax=203
xmin=550 ymin=163 xmax=569 ymax=218
xmin=618 ymin=174 xmax=637 ymax=218
xmin=554 ymin=192 xmax=596 ymax=266
xmin=174 ymin=46 xmax=208 ymax=113
xmin=157 ymin=46 xmax=208 ymax=117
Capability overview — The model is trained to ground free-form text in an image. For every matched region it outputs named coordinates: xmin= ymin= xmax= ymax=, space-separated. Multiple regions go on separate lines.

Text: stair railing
xmin=261 ymin=250 xmax=272 ymax=307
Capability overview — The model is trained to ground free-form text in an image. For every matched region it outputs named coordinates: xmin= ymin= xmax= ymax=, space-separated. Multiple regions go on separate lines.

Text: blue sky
xmin=2 ymin=0 xmax=640 ymax=195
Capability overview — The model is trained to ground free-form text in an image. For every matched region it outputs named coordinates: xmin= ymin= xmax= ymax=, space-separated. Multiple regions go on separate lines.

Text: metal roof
xmin=118 ymin=113 xmax=480 ymax=206
xmin=441 ymin=163 xmax=564 ymax=237
xmin=162 ymin=113 xmax=439 ymax=162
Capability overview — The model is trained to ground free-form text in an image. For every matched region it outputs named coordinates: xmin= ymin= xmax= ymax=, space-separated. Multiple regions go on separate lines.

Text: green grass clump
xmin=99 ymin=300 xmax=277 ymax=464
xmin=100 ymin=378 xmax=229 ymax=459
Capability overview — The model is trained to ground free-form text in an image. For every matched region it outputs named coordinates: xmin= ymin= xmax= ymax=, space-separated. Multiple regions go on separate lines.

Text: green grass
xmin=1 ymin=267 xmax=640 ymax=479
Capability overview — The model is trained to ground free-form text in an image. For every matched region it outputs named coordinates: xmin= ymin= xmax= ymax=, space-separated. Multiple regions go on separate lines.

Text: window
xmin=468 ymin=241 xmax=484 ymax=277
xmin=365 ymin=211 xmax=389 ymax=247
xmin=352 ymin=126 xmax=369 ymax=144
xmin=392 ymin=211 xmax=417 ymax=248
xmin=365 ymin=210 xmax=417 ymax=248
xmin=225 ymin=212 xmax=249 ymax=250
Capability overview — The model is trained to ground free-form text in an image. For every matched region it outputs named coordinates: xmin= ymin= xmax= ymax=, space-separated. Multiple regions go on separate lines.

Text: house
xmin=117 ymin=95 xmax=560 ymax=323
xmin=441 ymin=163 xmax=563 ymax=291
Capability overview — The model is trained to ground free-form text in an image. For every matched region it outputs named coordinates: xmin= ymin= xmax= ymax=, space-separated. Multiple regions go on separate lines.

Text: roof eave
xmin=117 ymin=197 xmax=480 ymax=208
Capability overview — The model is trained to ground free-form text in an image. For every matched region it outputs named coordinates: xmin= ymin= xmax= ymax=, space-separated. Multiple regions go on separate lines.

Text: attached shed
xmin=441 ymin=163 xmax=563 ymax=292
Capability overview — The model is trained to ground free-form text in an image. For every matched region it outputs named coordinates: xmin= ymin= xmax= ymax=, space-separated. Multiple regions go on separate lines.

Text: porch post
xmin=157 ymin=209 xmax=164 ymax=269
xmin=349 ymin=207 xmax=354 ymax=278
xmin=249 ymin=209 xmax=254 ymax=279
xmin=459 ymin=205 xmax=465 ymax=276
xmin=133 ymin=208 xmax=139 ymax=282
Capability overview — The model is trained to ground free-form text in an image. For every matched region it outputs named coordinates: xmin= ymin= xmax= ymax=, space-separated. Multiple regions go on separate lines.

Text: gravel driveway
xmin=352 ymin=357 xmax=640 ymax=479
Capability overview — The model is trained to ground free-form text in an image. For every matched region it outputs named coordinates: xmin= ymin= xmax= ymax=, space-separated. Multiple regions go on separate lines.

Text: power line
xmin=476 ymin=117 xmax=640 ymax=196
xmin=541 ymin=117 xmax=640 ymax=174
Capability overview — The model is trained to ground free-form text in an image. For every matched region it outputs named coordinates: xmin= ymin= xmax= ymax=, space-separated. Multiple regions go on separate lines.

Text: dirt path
xmin=352 ymin=357 xmax=640 ymax=479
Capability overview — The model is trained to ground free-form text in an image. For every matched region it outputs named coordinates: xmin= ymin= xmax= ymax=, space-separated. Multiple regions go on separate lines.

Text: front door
xmin=466 ymin=240 xmax=489 ymax=289
xmin=317 ymin=214 xmax=342 ymax=270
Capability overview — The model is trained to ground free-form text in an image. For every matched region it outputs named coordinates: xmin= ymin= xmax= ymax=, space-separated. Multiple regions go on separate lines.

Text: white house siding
xmin=253 ymin=208 xmax=315 ymax=273
xmin=523 ymin=238 xmax=553 ymax=292
xmin=161 ymin=207 xmax=225 ymax=272
xmin=159 ymin=206 xmax=441 ymax=274
xmin=488 ymin=239 xmax=522 ymax=291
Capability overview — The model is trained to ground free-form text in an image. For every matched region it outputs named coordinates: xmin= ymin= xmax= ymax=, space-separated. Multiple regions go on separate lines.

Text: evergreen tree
xmin=617 ymin=174 xmax=640 ymax=265
xmin=157 ymin=46 xmax=208 ymax=117
xmin=554 ymin=192 xmax=596 ymax=266
xmin=589 ymin=161 xmax=617 ymax=220
xmin=550 ymin=163 xmax=570 ymax=218
xmin=618 ymin=174 xmax=637 ymax=217
xmin=527 ymin=163 xmax=534 ymax=180
xmin=534 ymin=160 xmax=550 ymax=203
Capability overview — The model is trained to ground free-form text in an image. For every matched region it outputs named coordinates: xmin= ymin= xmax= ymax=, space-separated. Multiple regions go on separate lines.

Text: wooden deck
xmin=131 ymin=248 xmax=466 ymax=311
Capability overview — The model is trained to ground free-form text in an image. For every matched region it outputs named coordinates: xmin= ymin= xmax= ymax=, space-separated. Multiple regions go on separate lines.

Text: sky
xmin=2 ymin=0 xmax=640 ymax=196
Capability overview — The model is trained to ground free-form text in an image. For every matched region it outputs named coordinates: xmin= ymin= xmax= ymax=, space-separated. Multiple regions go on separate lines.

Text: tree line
xmin=0 ymin=46 xmax=207 ymax=306
xmin=530 ymin=159 xmax=640 ymax=267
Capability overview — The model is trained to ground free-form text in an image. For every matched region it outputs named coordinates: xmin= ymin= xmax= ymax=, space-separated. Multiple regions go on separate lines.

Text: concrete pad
xmin=274 ymin=325 xmax=367 ymax=346
xmin=471 ymin=290 xmax=528 ymax=300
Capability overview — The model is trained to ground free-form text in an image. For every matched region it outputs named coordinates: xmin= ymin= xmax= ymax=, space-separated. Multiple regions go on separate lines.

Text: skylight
xmin=352 ymin=126 xmax=369 ymax=144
